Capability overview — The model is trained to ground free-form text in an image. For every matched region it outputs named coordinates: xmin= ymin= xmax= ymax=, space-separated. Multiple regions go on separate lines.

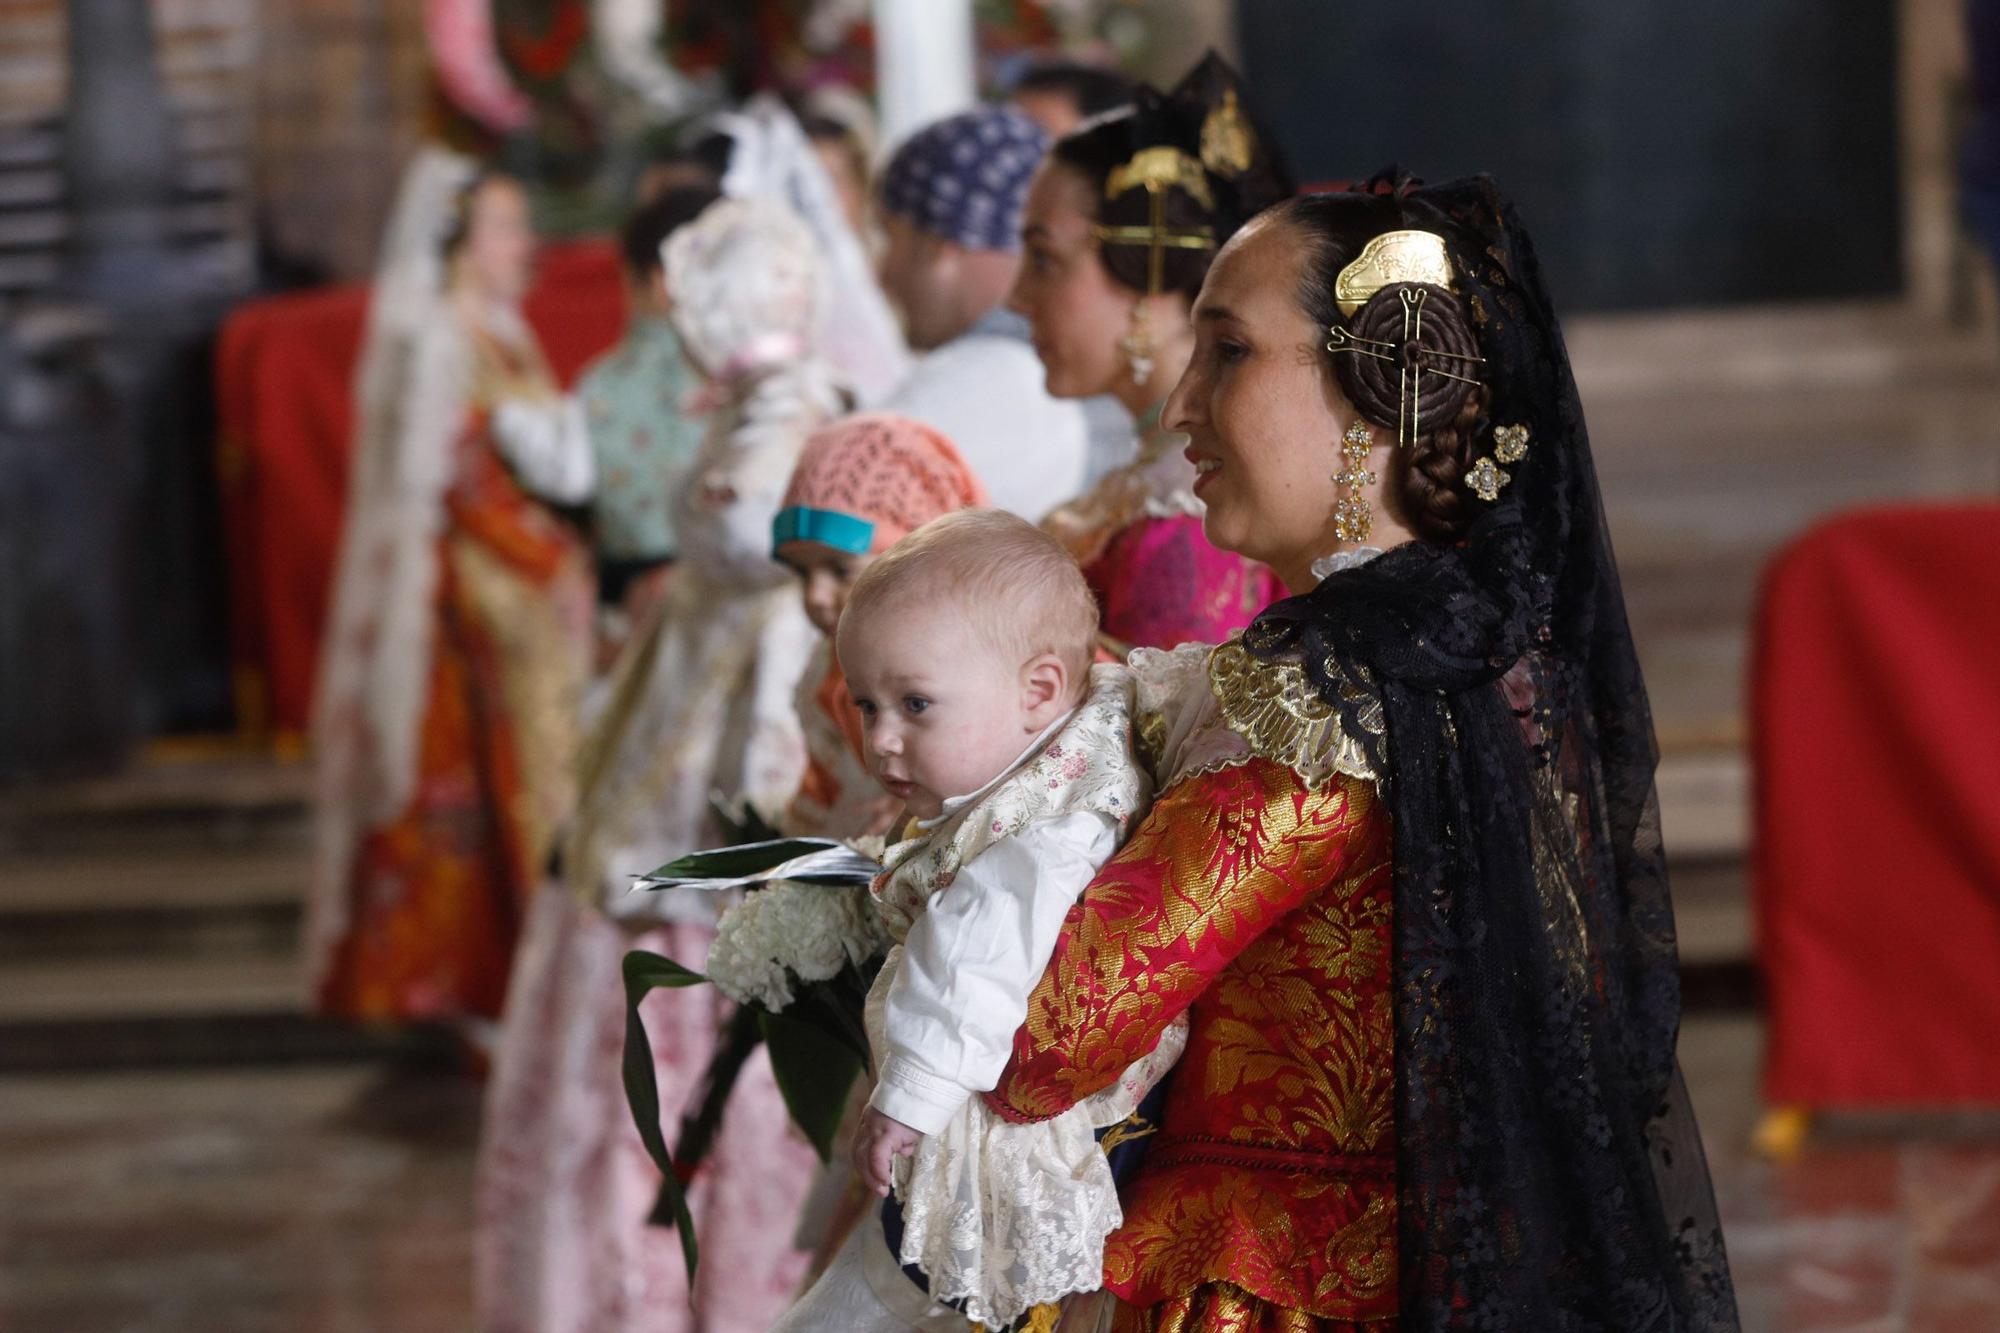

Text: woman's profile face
xmin=456 ymin=177 xmax=536 ymax=307
xmin=1164 ymin=213 xmax=1352 ymax=578
xmin=1007 ymin=161 xmax=1132 ymax=399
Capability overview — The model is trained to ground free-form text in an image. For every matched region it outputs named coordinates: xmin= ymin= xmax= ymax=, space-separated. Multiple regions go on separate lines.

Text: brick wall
xmin=250 ymin=0 xmax=430 ymax=283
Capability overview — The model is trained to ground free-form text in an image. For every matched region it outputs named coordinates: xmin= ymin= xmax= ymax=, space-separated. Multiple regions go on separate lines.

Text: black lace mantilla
xmin=1243 ymin=172 xmax=1739 ymax=1331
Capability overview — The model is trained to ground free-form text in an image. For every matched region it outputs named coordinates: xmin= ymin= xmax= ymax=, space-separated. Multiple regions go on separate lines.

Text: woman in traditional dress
xmin=1010 ymin=55 xmax=1289 ymax=655
xmin=474 ymin=196 xmax=835 ymax=1333
xmin=987 ymin=175 xmax=1741 ymax=1330
xmin=309 ymin=152 xmax=594 ymax=1026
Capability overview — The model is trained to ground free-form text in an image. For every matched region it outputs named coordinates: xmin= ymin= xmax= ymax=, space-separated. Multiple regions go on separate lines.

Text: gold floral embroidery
xmin=999 ymin=763 xmax=1378 ymax=1120
xmin=991 ymin=754 xmax=1399 ymax=1321
xmin=1317 ymin=1192 xmax=1397 ymax=1304
xmin=1207 ymin=641 xmax=1380 ymax=787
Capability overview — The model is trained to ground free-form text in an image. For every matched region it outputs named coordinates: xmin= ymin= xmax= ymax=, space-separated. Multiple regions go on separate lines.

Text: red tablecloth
xmin=215 ymin=241 xmax=625 ymax=738
xmin=1752 ymin=503 xmax=2000 ymax=1107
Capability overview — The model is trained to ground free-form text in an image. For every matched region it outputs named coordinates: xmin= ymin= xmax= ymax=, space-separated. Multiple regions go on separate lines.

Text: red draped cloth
xmin=214 ymin=241 xmax=625 ymax=739
xmin=1752 ymin=503 xmax=2000 ymax=1107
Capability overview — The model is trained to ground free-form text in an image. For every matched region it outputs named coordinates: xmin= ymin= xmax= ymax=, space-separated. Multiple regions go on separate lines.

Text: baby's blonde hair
xmin=839 ymin=508 xmax=1098 ymax=692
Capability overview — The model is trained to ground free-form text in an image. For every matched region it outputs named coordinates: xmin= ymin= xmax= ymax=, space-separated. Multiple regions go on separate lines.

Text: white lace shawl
xmin=567 ymin=202 xmax=844 ymax=917
xmin=308 ymin=149 xmax=475 ymax=986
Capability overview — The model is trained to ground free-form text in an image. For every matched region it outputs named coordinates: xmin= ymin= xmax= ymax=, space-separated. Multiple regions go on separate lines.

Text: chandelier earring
xmin=1332 ymin=420 xmax=1375 ymax=544
xmin=1119 ymin=299 xmax=1156 ymax=387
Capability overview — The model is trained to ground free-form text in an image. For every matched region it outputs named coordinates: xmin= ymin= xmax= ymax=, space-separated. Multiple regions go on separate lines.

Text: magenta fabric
xmin=1083 ymin=513 xmax=1283 ymax=653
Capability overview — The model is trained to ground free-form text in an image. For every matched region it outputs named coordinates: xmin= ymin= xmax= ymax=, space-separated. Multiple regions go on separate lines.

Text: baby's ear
xmin=1020 ymin=652 xmax=1070 ymax=725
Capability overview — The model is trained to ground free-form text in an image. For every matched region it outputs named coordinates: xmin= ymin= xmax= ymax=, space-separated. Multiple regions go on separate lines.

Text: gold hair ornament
xmin=1092 ymin=145 xmax=1218 ymax=297
xmin=1199 ymin=89 xmax=1254 ymax=178
xmin=1332 ymin=229 xmax=1454 ymax=317
xmin=1465 ymin=455 xmax=1510 ymax=503
xmin=1467 ymin=422 xmax=1531 ymax=502
xmin=1322 ymin=230 xmax=1487 ymax=446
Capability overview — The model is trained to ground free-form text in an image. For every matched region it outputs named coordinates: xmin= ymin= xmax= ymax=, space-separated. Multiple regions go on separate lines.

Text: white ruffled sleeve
xmin=491 ymin=396 xmax=597 ymax=504
xmin=869 ymin=809 xmax=1118 ymax=1136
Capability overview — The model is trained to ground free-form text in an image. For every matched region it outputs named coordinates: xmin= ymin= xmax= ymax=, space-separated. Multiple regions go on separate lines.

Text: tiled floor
xmin=1683 ymin=1019 xmax=2000 ymax=1333
xmin=0 ymin=1063 xmax=483 ymax=1333
xmin=4 ymin=1018 xmax=1998 ymax=1331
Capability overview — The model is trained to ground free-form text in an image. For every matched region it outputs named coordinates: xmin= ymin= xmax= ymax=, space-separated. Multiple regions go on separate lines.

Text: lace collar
xmin=1309 ymin=544 xmax=1385 ymax=584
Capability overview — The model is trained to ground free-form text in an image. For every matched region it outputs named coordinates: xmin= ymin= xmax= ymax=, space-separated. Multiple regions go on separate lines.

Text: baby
xmin=778 ymin=508 xmax=1184 ymax=1330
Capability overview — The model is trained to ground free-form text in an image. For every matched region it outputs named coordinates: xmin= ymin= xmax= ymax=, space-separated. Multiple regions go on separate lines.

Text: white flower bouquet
xmin=621 ymin=837 xmax=889 ymax=1279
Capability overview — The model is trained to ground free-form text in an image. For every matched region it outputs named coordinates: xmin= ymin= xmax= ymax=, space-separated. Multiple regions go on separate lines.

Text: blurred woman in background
xmin=308 ymin=154 xmax=594 ymax=1029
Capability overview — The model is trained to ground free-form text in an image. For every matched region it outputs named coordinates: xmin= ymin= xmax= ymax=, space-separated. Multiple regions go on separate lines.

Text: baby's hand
xmin=853 ymin=1106 xmax=920 ymax=1198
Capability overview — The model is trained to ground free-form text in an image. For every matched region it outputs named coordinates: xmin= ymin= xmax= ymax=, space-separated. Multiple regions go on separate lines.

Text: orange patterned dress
xmin=986 ymin=640 xmax=1399 ymax=1331
xmin=318 ymin=333 xmax=593 ymax=1022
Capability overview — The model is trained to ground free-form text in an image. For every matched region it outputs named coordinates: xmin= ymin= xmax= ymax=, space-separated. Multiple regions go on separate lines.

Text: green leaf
xmin=620 ymin=949 xmax=710 ymax=1282
xmin=642 ymin=838 xmax=843 ymax=884
xmin=759 ymin=1008 xmax=864 ymax=1163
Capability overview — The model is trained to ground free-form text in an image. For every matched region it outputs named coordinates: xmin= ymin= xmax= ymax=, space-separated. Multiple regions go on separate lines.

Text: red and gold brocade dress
xmin=1041 ymin=413 xmax=1283 ymax=657
xmin=986 ymin=639 xmax=1400 ymax=1332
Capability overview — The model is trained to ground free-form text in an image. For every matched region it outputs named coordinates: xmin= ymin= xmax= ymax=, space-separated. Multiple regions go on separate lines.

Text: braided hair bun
xmin=1331 ymin=281 xmax=1485 ymax=542
xmin=1278 ymin=192 xmax=1492 ymax=543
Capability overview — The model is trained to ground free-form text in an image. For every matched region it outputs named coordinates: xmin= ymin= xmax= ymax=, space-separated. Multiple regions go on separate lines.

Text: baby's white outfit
xmin=775 ymin=664 xmax=1183 ymax=1331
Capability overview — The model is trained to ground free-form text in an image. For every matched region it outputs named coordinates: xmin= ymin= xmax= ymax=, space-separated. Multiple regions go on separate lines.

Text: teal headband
xmin=771 ymin=505 xmax=875 ymax=557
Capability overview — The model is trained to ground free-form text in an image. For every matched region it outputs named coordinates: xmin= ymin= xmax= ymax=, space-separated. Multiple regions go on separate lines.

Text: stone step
xmin=0 ymin=837 xmax=308 ymax=961
xmin=0 ymin=950 xmax=304 ymax=1024
xmin=0 ymin=751 xmax=310 ymax=857
xmin=0 ymin=843 xmax=307 ymax=915
xmin=0 ymin=1012 xmax=461 ymax=1073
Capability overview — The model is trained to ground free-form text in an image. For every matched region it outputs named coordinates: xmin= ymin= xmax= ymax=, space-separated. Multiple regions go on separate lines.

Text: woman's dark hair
xmin=620 ymin=184 xmax=722 ymax=277
xmin=1273 ymin=192 xmax=1489 ymax=544
xmin=797 ymin=111 xmax=869 ymax=192
xmin=1049 ymin=54 xmax=1290 ymax=303
xmin=1011 ymin=60 xmax=1134 ymax=120
xmin=439 ymin=169 xmax=513 ymax=261
xmin=649 ymin=133 xmax=735 ymax=186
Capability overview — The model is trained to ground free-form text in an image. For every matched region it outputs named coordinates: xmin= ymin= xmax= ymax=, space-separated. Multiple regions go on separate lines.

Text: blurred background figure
xmin=711 ymin=95 xmax=912 ymax=405
xmin=873 ymin=104 xmax=1093 ymax=518
xmin=1006 ymin=57 xmax=1137 ymax=137
xmin=476 ymin=195 xmax=838 ymax=1333
xmin=576 ymin=184 xmax=723 ymax=664
xmin=308 ymin=155 xmax=595 ymax=1032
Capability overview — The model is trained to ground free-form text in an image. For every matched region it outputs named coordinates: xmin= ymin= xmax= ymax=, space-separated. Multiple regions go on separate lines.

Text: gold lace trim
xmin=1206 ymin=639 xmax=1381 ymax=786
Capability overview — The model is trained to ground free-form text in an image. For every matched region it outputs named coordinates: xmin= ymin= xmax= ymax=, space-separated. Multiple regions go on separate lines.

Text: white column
xmin=870 ymin=0 xmax=976 ymax=154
